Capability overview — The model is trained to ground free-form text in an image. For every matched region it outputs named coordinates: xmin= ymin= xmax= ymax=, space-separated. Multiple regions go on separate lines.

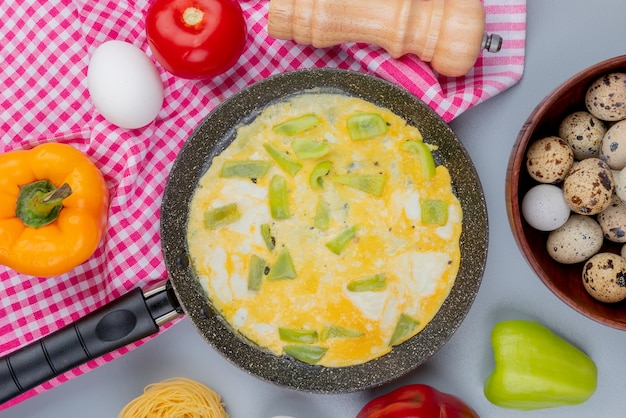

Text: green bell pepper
xmin=203 ymin=203 xmax=240 ymax=229
xmin=266 ymin=247 xmax=297 ymax=280
xmin=484 ymin=320 xmax=597 ymax=411
xmin=291 ymin=138 xmax=330 ymax=159
xmin=346 ymin=112 xmax=388 ymax=140
xmin=247 ymin=254 xmax=266 ymax=291
xmin=400 ymin=139 xmax=436 ymax=179
xmin=309 ymin=160 xmax=333 ymax=190
xmin=273 ymin=114 xmax=320 ymax=136
xmin=263 ymin=143 xmax=302 ymax=176
xmin=220 ymin=160 xmax=271 ymax=179
xmin=269 ymin=175 xmax=290 ymax=219
xmin=326 ymin=225 xmax=358 ymax=255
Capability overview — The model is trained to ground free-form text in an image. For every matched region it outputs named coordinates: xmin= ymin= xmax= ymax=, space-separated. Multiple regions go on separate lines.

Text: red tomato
xmin=145 ymin=0 xmax=247 ymax=79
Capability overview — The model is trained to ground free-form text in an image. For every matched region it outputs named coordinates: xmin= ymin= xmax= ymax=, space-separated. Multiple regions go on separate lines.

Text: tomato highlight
xmin=145 ymin=0 xmax=247 ymax=79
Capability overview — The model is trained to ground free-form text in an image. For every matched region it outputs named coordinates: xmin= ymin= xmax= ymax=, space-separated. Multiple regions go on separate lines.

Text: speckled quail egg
xmin=600 ymin=119 xmax=626 ymax=170
xmin=621 ymin=244 xmax=626 ymax=259
xmin=597 ymin=195 xmax=626 ymax=243
xmin=614 ymin=167 xmax=626 ymax=202
xmin=525 ymin=136 xmax=574 ymax=183
xmin=558 ymin=111 xmax=606 ymax=160
xmin=522 ymin=184 xmax=571 ymax=231
xmin=582 ymin=252 xmax=626 ymax=303
xmin=585 ymin=72 xmax=626 ymax=122
xmin=563 ymin=157 xmax=614 ymax=215
xmin=546 ymin=215 xmax=604 ymax=264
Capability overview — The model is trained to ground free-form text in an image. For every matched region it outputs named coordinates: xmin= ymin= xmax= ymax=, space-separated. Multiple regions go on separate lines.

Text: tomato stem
xmin=182 ymin=6 xmax=204 ymax=27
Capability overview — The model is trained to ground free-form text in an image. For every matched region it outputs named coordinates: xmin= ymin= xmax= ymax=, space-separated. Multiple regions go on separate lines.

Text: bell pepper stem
xmin=15 ymin=180 xmax=73 ymax=228
xmin=41 ymin=183 xmax=72 ymax=203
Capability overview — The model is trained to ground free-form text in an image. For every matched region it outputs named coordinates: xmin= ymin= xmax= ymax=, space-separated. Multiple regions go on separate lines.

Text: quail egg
xmin=613 ymin=168 xmax=626 ymax=202
xmin=597 ymin=196 xmax=626 ymax=243
xmin=585 ymin=72 xmax=626 ymax=122
xmin=582 ymin=252 xmax=626 ymax=303
xmin=558 ymin=111 xmax=606 ymax=160
xmin=546 ymin=215 xmax=604 ymax=264
xmin=600 ymin=119 xmax=626 ymax=170
xmin=521 ymin=184 xmax=571 ymax=231
xmin=525 ymin=136 xmax=574 ymax=183
xmin=563 ymin=157 xmax=614 ymax=215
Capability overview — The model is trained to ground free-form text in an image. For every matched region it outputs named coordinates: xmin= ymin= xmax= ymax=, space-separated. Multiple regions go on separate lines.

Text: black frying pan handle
xmin=0 ymin=283 xmax=181 ymax=405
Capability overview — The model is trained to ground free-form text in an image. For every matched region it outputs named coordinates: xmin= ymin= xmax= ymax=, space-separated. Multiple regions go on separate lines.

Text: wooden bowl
xmin=506 ymin=55 xmax=626 ymax=330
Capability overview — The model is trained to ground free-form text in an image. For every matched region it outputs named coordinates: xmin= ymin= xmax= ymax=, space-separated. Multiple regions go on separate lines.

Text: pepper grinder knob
xmin=268 ymin=0 xmax=503 ymax=77
xmin=483 ymin=33 xmax=503 ymax=53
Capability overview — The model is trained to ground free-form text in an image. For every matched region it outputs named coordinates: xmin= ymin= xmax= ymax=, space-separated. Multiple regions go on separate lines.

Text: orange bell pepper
xmin=0 ymin=143 xmax=109 ymax=277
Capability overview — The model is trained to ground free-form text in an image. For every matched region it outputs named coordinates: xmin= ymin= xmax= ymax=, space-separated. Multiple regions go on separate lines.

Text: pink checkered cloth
xmin=0 ymin=0 xmax=526 ymax=409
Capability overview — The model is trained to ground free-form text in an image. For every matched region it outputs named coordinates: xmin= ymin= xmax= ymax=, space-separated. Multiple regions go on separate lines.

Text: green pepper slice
xmin=267 ymin=248 xmax=297 ymax=280
xmin=309 ymin=160 xmax=333 ymax=190
xmin=314 ymin=196 xmax=331 ymax=231
xmin=347 ymin=112 xmax=388 ymax=140
xmin=320 ymin=325 xmax=364 ymax=341
xmin=263 ymin=143 xmax=302 ymax=176
xmin=347 ymin=273 xmax=387 ymax=292
xmin=400 ymin=140 xmax=436 ymax=179
xmin=326 ymin=225 xmax=357 ymax=255
xmin=273 ymin=114 xmax=320 ymax=136
xmin=220 ymin=160 xmax=271 ymax=179
xmin=260 ymin=223 xmax=275 ymax=251
xmin=330 ymin=173 xmax=386 ymax=197
xmin=247 ymin=255 xmax=267 ymax=291
xmin=279 ymin=327 xmax=319 ymax=344
xmin=291 ymin=139 xmax=330 ymax=159
xmin=203 ymin=203 xmax=241 ymax=229
xmin=420 ymin=199 xmax=449 ymax=226
xmin=283 ymin=345 xmax=328 ymax=364
xmin=269 ymin=175 xmax=290 ymax=219
xmin=389 ymin=314 xmax=420 ymax=346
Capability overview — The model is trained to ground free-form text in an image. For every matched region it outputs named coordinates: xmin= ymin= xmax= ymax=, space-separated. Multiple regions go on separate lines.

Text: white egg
xmin=87 ymin=40 xmax=164 ymax=129
xmin=522 ymin=184 xmax=571 ymax=231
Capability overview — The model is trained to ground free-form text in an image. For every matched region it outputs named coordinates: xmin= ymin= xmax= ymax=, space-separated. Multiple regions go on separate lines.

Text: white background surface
xmin=3 ymin=1 xmax=626 ymax=417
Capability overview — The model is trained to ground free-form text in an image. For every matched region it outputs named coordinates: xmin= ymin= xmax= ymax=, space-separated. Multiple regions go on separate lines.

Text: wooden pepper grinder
xmin=268 ymin=0 xmax=503 ymax=77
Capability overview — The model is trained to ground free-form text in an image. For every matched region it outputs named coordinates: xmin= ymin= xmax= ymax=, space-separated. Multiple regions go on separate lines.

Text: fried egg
xmin=187 ymin=93 xmax=462 ymax=367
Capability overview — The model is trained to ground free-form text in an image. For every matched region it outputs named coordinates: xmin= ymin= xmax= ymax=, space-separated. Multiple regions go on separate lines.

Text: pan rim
xmin=160 ymin=68 xmax=488 ymax=393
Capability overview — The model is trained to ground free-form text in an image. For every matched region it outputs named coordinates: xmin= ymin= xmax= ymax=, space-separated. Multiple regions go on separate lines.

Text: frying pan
xmin=0 ymin=68 xmax=488 ymax=403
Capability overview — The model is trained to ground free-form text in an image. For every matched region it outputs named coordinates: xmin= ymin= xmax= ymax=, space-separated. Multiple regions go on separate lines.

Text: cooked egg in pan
xmin=187 ymin=93 xmax=462 ymax=367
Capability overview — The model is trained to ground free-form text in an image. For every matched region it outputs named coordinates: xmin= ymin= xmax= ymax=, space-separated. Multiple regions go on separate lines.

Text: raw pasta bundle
xmin=118 ymin=377 xmax=228 ymax=418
